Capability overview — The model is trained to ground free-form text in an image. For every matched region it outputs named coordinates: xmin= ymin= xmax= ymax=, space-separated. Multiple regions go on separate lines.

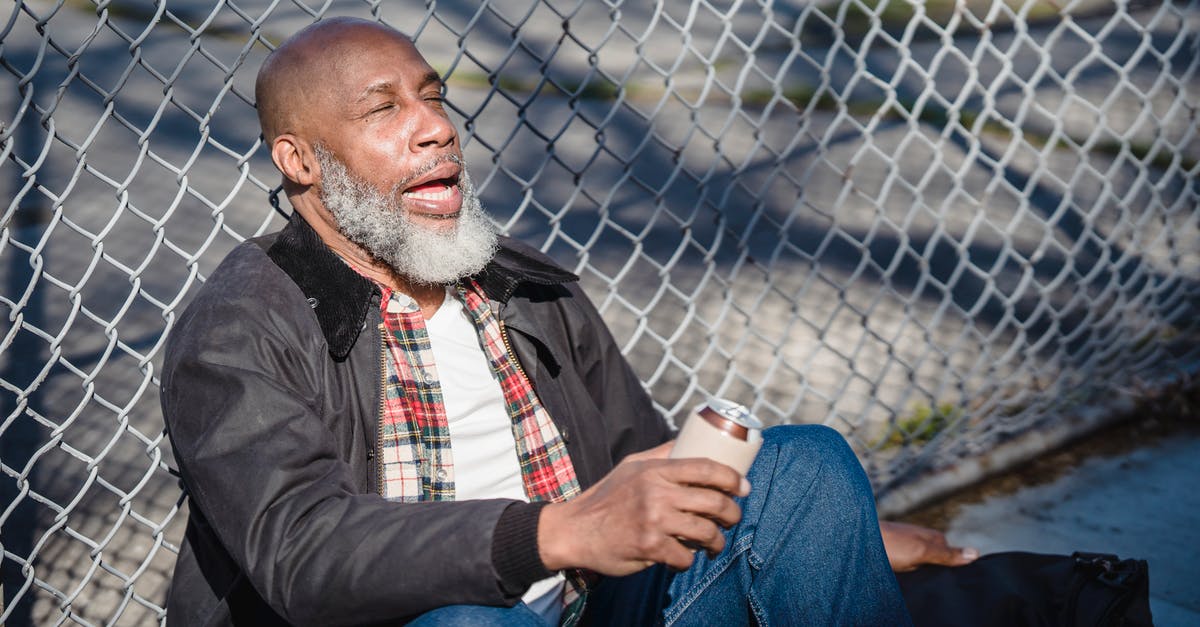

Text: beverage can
xmin=669 ymin=398 xmax=764 ymax=476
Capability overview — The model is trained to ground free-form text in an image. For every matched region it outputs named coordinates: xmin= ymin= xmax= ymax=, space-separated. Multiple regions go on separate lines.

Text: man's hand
xmin=879 ymin=520 xmax=979 ymax=572
xmin=537 ymin=441 xmax=749 ymax=576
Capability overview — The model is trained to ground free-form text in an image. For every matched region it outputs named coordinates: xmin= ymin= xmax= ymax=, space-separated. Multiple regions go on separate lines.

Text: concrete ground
xmin=903 ymin=415 xmax=1200 ymax=626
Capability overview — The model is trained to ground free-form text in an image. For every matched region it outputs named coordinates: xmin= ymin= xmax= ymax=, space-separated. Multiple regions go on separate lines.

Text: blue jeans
xmin=409 ymin=425 xmax=911 ymax=626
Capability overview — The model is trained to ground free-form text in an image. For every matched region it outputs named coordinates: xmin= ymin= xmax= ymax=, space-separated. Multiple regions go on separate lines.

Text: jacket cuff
xmin=492 ymin=501 xmax=555 ymax=597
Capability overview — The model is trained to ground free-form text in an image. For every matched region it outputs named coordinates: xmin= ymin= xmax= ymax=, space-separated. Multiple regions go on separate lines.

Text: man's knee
xmin=761 ymin=424 xmax=875 ymax=506
xmin=763 ymin=423 xmax=858 ymax=465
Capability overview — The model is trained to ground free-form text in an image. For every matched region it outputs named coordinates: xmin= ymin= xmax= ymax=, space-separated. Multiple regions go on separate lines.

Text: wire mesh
xmin=1 ymin=0 xmax=1197 ymax=623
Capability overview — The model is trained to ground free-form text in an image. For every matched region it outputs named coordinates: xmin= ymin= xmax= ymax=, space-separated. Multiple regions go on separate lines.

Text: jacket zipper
xmin=498 ymin=319 xmax=530 ymax=385
xmin=503 ymin=309 xmax=591 ymax=616
xmin=376 ymin=322 xmax=387 ymax=497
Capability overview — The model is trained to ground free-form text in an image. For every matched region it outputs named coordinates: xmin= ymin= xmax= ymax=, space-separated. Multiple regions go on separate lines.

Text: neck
xmin=366 ymin=265 xmax=448 ymax=320
xmin=293 ymin=196 xmax=448 ymax=319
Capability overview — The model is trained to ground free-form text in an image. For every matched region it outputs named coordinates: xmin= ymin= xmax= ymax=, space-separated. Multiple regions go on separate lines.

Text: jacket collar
xmin=265 ymin=213 xmax=577 ymax=361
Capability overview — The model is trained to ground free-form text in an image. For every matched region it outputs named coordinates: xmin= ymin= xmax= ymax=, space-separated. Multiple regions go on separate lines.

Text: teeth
xmin=403 ymin=183 xmax=455 ymax=201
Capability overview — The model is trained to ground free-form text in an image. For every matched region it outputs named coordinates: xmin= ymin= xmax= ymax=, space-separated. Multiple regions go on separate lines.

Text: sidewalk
xmin=904 ymin=419 xmax=1200 ymax=626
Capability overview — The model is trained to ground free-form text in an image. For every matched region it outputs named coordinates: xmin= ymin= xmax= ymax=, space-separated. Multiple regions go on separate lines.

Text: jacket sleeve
xmin=161 ymin=254 xmax=534 ymax=625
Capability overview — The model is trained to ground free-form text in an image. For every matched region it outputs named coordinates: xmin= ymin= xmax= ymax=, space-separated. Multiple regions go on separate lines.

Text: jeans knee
xmin=764 ymin=424 xmax=855 ymax=463
xmin=763 ymin=424 xmax=874 ymax=506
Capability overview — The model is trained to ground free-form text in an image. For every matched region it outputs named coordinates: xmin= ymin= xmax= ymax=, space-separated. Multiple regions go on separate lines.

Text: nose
xmin=410 ymin=102 xmax=457 ymax=151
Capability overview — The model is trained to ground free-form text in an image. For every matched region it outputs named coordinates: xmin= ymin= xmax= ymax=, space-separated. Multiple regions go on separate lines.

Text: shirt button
xmin=436 ymin=469 xmax=448 ymax=479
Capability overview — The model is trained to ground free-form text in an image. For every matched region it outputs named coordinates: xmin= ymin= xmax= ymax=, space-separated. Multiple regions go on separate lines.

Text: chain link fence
xmin=1 ymin=0 xmax=1197 ymax=623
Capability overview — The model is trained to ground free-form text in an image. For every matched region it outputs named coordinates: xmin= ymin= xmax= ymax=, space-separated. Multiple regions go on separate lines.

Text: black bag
xmin=896 ymin=551 xmax=1153 ymax=627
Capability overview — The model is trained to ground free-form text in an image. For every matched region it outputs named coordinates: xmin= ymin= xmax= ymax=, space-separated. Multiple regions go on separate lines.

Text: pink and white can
xmin=669 ymin=398 xmax=764 ymax=476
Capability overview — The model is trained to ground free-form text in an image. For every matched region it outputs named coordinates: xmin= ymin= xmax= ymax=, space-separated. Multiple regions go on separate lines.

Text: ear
xmin=270 ymin=134 xmax=319 ymax=187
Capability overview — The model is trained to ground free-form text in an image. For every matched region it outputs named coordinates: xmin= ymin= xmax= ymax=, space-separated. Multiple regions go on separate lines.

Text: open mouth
xmin=402 ymin=176 xmax=459 ymax=201
xmin=401 ymin=161 xmax=462 ymax=207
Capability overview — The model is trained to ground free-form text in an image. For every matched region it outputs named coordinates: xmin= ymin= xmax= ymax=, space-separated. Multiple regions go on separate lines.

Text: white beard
xmin=315 ymin=146 xmax=499 ymax=285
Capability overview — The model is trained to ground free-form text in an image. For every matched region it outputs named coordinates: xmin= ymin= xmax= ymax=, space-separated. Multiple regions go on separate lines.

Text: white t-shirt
xmin=424 ymin=289 xmax=565 ymax=623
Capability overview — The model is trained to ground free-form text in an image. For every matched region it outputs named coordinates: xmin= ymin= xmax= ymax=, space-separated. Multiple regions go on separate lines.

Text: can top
xmin=702 ymin=398 xmax=764 ymax=431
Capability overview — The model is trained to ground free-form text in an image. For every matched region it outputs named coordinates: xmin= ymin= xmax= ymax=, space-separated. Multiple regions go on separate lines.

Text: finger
xmin=672 ymin=485 xmax=742 ymax=529
xmin=667 ymin=509 xmax=720 ymax=554
xmin=924 ymin=539 xmax=979 ymax=567
xmin=949 ymin=546 xmax=980 ymax=565
xmin=919 ymin=527 xmax=981 ymax=567
xmin=659 ymin=458 xmax=744 ymax=495
xmin=660 ymin=539 xmax=700 ymax=571
xmin=635 ymin=524 xmax=700 ymax=571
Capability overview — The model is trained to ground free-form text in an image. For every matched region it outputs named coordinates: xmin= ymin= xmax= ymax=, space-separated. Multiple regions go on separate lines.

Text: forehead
xmin=327 ymin=28 xmax=436 ymax=97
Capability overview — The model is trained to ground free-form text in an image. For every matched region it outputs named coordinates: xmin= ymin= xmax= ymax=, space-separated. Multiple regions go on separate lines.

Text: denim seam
xmin=665 ymin=433 xmax=832 ymax=625
xmin=747 ymin=450 xmax=826 ymax=570
xmin=748 ymin=589 xmax=768 ymax=627
xmin=662 ymin=535 xmax=753 ymax=626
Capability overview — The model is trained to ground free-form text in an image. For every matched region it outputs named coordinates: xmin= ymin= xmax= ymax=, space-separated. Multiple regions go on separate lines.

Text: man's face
xmin=315 ymin=146 xmax=497 ymax=285
xmin=307 ymin=28 xmax=497 ymax=283
xmin=314 ymin=31 xmax=464 ymax=226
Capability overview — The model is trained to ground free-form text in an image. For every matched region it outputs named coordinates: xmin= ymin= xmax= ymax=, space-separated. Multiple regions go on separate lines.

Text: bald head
xmin=251 ymin=17 xmax=482 ymax=293
xmin=255 ymin=17 xmax=415 ymax=144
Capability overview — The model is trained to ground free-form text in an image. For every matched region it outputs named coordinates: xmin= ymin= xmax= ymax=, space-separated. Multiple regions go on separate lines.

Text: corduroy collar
xmin=265 ymin=213 xmax=577 ymax=361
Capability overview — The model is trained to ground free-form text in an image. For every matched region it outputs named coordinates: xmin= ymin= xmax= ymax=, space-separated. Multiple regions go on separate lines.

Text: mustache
xmin=391 ymin=153 xmax=465 ymax=194
xmin=312 ymin=143 xmax=465 ymax=198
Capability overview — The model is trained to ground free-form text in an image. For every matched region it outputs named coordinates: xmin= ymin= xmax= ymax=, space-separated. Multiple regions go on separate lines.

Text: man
xmin=161 ymin=17 xmax=966 ymax=626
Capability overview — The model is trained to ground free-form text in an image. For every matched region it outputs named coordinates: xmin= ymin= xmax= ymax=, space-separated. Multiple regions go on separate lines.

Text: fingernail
xmin=962 ymin=548 xmax=979 ymax=560
xmin=739 ymin=477 xmax=751 ymax=496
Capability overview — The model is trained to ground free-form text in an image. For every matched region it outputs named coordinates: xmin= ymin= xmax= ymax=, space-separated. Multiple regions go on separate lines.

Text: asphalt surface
xmin=907 ymin=417 xmax=1200 ymax=626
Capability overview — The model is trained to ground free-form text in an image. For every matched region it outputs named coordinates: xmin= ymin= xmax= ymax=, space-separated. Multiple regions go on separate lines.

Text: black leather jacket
xmin=161 ymin=214 xmax=671 ymax=625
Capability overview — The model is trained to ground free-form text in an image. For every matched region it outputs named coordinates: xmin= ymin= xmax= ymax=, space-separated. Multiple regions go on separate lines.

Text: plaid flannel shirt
xmin=375 ymin=278 xmax=587 ymax=622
